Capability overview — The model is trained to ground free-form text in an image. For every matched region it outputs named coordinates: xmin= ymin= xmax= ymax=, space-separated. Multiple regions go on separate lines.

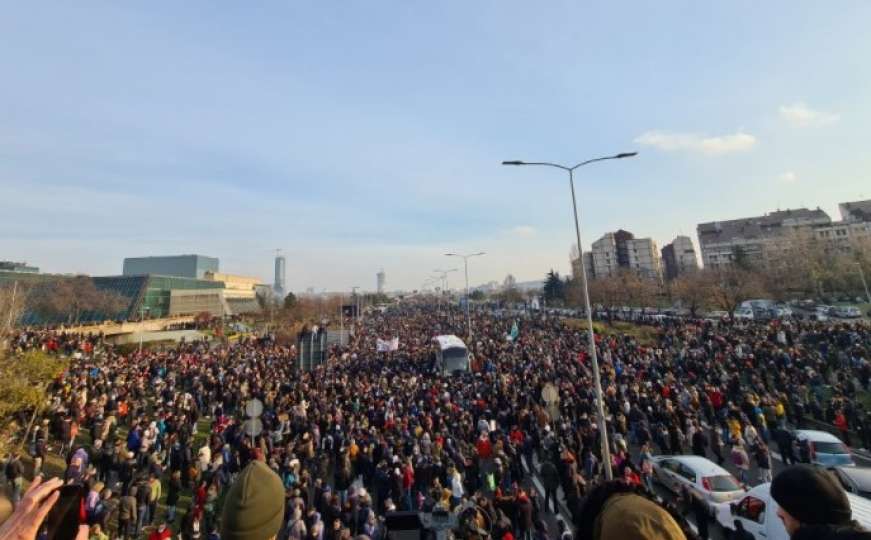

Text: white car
xmin=714 ymin=482 xmax=871 ymax=540
xmin=733 ymin=307 xmax=755 ymax=320
xmin=794 ymin=429 xmax=855 ymax=467
xmin=652 ymin=455 xmax=745 ymax=511
xmin=770 ymin=306 xmax=793 ymax=319
xmin=832 ymin=306 xmax=862 ymax=319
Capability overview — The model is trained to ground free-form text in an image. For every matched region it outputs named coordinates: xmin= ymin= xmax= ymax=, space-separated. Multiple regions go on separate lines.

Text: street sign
xmin=245 ymin=398 xmax=263 ymax=418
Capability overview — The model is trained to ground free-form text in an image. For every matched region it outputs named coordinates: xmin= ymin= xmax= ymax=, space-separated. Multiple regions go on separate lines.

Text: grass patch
xmin=15 ymin=416 xmax=213 ymax=539
xmin=563 ymin=319 xmax=660 ymax=346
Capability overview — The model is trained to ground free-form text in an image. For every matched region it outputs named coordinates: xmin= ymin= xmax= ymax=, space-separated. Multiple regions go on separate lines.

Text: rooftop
xmin=697 ymin=207 xmax=831 ymax=243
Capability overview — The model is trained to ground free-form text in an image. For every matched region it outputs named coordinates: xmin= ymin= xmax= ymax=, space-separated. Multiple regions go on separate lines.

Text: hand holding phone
xmin=0 ymin=475 xmax=64 ymax=540
xmin=43 ymin=484 xmax=86 ymax=540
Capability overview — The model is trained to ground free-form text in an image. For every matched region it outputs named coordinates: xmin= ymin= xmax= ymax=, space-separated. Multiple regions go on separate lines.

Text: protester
xmin=4 ymin=304 xmax=869 ymax=539
xmin=771 ymin=465 xmax=871 ymax=539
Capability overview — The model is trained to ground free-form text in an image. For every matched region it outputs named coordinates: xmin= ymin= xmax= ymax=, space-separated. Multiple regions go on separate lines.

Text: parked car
xmin=713 ymin=482 xmax=871 ymax=540
xmin=794 ymin=429 xmax=855 ymax=467
xmin=805 ymin=311 xmax=829 ymax=322
xmin=770 ymin=305 xmax=793 ymax=318
xmin=733 ymin=307 xmax=755 ymax=320
xmin=651 ymin=455 xmax=744 ymax=512
xmin=830 ymin=466 xmax=871 ymax=500
xmin=832 ymin=305 xmax=862 ymax=318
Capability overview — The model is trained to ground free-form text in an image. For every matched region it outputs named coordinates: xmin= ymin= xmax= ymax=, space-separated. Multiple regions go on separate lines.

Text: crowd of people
xmin=1 ymin=303 xmax=871 ymax=540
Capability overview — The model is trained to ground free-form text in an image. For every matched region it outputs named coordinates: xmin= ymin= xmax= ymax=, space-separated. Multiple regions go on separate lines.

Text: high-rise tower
xmin=274 ymin=250 xmax=286 ymax=298
xmin=376 ymin=269 xmax=386 ymax=294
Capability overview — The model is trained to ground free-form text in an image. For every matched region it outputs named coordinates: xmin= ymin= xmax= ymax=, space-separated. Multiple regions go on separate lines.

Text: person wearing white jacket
xmin=449 ymin=466 xmax=464 ymax=507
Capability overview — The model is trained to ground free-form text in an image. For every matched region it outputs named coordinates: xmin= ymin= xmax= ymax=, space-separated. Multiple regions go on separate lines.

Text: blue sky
xmin=2 ymin=2 xmax=869 ymax=291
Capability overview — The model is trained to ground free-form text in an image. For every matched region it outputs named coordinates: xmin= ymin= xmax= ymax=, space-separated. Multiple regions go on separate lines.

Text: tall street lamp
xmin=502 ymin=151 xmax=637 ymax=480
xmin=433 ymin=269 xmax=458 ymax=312
xmin=351 ymin=286 xmax=361 ymax=323
xmin=445 ymin=252 xmax=485 ymax=340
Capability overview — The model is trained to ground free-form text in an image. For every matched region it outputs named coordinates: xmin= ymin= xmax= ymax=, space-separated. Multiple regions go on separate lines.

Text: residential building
xmin=626 ymin=237 xmax=662 ymax=279
xmin=697 ymin=208 xmax=831 ymax=269
xmin=123 ymin=254 xmax=219 ymax=279
xmin=0 ymin=261 xmax=39 ymax=273
xmin=661 ymin=236 xmax=699 ymax=280
xmin=812 ymin=200 xmax=871 ymax=254
xmin=698 ymin=202 xmax=871 ymax=269
xmin=580 ymin=230 xmax=662 ymax=280
xmin=840 ymin=199 xmax=871 ymax=223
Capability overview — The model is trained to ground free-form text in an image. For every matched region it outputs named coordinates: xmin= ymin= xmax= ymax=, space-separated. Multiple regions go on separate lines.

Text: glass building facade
xmin=122 ymin=255 xmax=219 ymax=279
xmin=0 ymin=272 xmax=225 ymax=325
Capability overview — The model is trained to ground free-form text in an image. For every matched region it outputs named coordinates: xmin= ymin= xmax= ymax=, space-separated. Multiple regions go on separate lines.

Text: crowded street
xmin=2 ymin=302 xmax=870 ymax=539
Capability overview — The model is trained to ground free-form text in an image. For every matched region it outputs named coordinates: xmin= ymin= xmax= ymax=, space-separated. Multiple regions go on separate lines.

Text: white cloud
xmin=511 ymin=225 xmax=536 ymax=237
xmin=778 ymin=171 xmax=797 ymax=183
xmin=779 ymin=102 xmax=840 ymax=127
xmin=634 ymin=130 xmax=757 ymax=155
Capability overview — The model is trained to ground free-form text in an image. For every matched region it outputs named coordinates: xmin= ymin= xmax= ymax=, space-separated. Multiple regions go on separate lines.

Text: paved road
xmin=526 ymin=424 xmax=871 ymax=539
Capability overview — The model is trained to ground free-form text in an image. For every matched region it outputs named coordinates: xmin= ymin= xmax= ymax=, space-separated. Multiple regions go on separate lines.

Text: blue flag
xmin=510 ymin=320 xmax=519 ymax=342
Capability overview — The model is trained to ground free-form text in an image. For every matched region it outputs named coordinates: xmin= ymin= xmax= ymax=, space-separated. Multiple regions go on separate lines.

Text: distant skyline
xmin=2 ymin=2 xmax=869 ymax=290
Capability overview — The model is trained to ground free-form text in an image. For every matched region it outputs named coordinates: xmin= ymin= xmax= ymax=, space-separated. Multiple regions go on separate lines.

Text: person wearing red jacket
xmin=148 ymin=522 xmax=172 ymax=540
xmin=476 ymin=433 xmax=493 ymax=460
xmin=621 ymin=465 xmax=642 ymax=487
xmin=834 ymin=410 xmax=851 ymax=446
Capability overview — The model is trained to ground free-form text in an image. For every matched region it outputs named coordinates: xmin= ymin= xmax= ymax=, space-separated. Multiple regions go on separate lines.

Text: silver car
xmin=652 ymin=455 xmax=745 ymax=512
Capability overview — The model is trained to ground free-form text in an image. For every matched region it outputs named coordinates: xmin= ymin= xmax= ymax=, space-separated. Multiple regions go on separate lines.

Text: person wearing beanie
xmin=221 ymin=461 xmax=286 ymax=540
xmin=578 ymin=482 xmax=688 ymax=540
xmin=771 ymin=465 xmax=871 ymax=540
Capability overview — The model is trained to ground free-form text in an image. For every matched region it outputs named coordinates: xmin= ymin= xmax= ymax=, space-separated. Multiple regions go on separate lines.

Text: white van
xmin=433 ymin=335 xmax=470 ymax=374
xmin=713 ymin=483 xmax=871 ymax=540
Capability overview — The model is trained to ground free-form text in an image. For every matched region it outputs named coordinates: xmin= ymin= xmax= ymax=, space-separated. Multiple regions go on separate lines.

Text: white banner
xmin=377 ymin=337 xmax=400 ymax=352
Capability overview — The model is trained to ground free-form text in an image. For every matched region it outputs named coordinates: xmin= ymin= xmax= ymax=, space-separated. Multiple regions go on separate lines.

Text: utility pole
xmin=503 ymin=151 xmax=637 ymax=480
xmin=445 ymin=252 xmax=485 ymax=339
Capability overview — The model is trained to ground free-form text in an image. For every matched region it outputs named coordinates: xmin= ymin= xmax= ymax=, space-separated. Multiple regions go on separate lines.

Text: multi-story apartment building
xmin=661 ymin=235 xmax=699 ymax=280
xmin=698 ymin=201 xmax=871 ymax=269
xmin=697 ymin=208 xmax=831 ymax=269
xmin=578 ymin=230 xmax=662 ymax=280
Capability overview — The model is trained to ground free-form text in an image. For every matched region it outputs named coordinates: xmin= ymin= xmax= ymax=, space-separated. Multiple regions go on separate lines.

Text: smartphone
xmin=43 ymin=484 xmax=86 ymax=540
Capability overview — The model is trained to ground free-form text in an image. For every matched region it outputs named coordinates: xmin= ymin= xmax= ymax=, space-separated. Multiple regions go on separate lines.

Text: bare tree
xmin=0 ymin=282 xmax=26 ymax=352
xmin=670 ymin=271 xmax=713 ymax=316
xmin=29 ymin=276 xmax=128 ymax=324
xmin=708 ymin=268 xmax=765 ymax=316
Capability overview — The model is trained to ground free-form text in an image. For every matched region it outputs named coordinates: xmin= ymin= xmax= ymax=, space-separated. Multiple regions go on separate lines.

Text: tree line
xmin=507 ymin=234 xmax=871 ymax=316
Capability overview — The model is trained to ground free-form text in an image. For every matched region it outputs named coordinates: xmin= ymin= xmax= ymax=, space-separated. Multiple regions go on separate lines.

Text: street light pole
xmin=351 ymin=286 xmax=360 ymax=325
xmin=502 ymin=151 xmax=637 ymax=480
xmin=433 ymin=269 xmax=458 ymax=314
xmin=446 ymin=252 xmax=485 ymax=339
xmin=138 ymin=305 xmax=149 ymax=354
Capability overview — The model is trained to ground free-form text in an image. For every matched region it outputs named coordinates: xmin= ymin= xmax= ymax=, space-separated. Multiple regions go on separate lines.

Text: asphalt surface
xmin=525 ymin=424 xmax=871 ymax=539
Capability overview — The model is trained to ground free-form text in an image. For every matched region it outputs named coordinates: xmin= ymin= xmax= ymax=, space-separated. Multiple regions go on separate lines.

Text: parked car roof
xmin=795 ymin=429 xmax=844 ymax=443
xmin=653 ymin=455 xmax=732 ymax=476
